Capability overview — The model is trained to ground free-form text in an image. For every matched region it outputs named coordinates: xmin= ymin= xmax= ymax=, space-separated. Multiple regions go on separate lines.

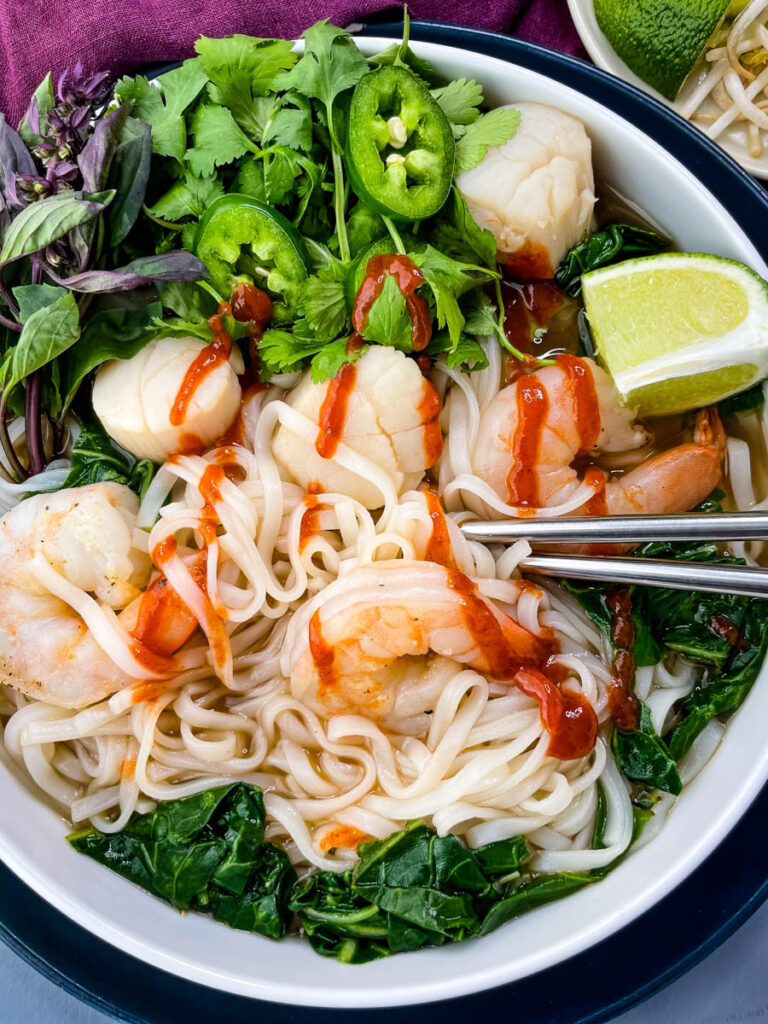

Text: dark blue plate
xmin=1 ymin=19 xmax=767 ymax=1024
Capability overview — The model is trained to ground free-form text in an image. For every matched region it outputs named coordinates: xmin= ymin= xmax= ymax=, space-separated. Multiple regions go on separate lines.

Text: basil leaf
xmin=59 ymin=302 xmax=160 ymax=414
xmin=612 ymin=702 xmax=682 ymax=795
xmin=0 ymin=190 xmax=114 ymax=265
xmin=54 ymin=251 xmax=205 ymax=293
xmin=18 ymin=73 xmax=55 ymax=147
xmin=11 ymin=283 xmax=66 ymax=322
xmin=105 ymin=116 xmax=152 ymax=245
xmin=0 ymin=114 xmax=36 ymax=192
xmin=78 ymin=104 xmax=132 ymax=192
xmin=8 ymin=290 xmax=80 ymax=391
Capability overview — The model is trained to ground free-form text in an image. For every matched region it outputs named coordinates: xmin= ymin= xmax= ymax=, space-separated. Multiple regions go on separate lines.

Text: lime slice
xmin=582 ymin=253 xmax=768 ymax=416
xmin=594 ymin=0 xmax=731 ymax=100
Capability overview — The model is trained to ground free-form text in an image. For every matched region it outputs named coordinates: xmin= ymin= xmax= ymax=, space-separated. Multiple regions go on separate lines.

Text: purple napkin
xmin=0 ymin=0 xmax=585 ymax=126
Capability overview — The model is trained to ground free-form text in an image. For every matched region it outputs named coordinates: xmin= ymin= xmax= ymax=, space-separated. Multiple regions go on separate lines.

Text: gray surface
xmin=1 ymin=898 xmax=767 ymax=1023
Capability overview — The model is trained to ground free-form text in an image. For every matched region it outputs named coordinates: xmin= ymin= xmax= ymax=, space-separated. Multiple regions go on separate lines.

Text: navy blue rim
xmin=1 ymin=19 xmax=767 ymax=1024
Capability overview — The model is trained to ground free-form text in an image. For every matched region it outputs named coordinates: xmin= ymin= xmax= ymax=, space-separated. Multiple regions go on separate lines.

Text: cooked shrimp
xmin=472 ymin=355 xmax=725 ymax=515
xmin=0 ymin=484 xmax=198 ymax=709
xmin=273 ymin=346 xmax=442 ymax=509
xmin=289 ymin=560 xmax=552 ymax=717
xmin=456 ymin=102 xmax=595 ymax=278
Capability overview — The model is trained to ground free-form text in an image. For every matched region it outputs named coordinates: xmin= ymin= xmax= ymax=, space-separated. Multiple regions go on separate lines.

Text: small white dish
xmin=567 ymin=0 xmax=768 ymax=179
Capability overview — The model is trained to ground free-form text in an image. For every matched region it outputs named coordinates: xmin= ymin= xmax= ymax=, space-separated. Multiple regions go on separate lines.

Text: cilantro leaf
xmin=431 ymin=79 xmax=483 ymax=138
xmin=258 ymin=326 xmax=325 ymax=376
xmin=303 ymin=262 xmax=349 ymax=342
xmin=446 ymin=335 xmax=489 ymax=371
xmin=148 ymin=168 xmax=224 ymax=221
xmin=263 ymin=94 xmax=314 ymax=153
xmin=412 ymin=245 xmax=496 ymax=344
xmin=462 ymin=290 xmax=501 ymax=338
xmin=452 ymin=190 xmax=497 ymax=267
xmin=276 ymin=21 xmax=368 ymax=118
xmin=116 ymin=61 xmax=207 ymax=162
xmin=195 ymin=35 xmax=296 ymax=140
xmin=185 ymin=103 xmax=254 ymax=177
xmin=311 ymin=336 xmax=367 ymax=384
xmin=454 ymin=107 xmax=521 ymax=174
xmin=360 ymin=274 xmax=415 ymax=351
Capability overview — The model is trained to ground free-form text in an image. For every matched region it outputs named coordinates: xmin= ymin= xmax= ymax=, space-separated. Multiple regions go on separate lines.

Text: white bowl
xmin=1 ymin=35 xmax=767 ymax=1010
xmin=567 ymin=0 xmax=768 ymax=180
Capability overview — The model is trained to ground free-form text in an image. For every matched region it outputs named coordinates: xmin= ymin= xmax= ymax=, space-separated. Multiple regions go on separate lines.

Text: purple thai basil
xmin=56 ymin=63 xmax=111 ymax=107
xmin=0 ymin=115 xmax=36 ymax=192
xmin=78 ymin=104 xmax=131 ymax=193
xmin=48 ymin=250 xmax=207 ymax=292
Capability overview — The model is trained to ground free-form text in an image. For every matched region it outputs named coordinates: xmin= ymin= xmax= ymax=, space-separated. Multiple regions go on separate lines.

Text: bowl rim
xmin=2 ymin=22 xmax=768 ymax=1011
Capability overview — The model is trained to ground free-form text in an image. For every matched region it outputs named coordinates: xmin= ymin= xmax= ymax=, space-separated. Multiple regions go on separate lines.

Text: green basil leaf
xmin=106 ymin=116 xmax=152 ymax=244
xmin=11 ymin=283 xmax=66 ymax=323
xmin=0 ymin=190 xmax=114 ymax=265
xmin=59 ymin=302 xmax=160 ymax=414
xmin=8 ymin=290 xmax=80 ymax=390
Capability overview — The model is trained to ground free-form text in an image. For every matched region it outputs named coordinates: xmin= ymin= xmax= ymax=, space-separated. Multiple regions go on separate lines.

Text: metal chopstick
xmin=519 ymin=554 xmax=768 ymax=598
xmin=460 ymin=511 xmax=768 ymax=545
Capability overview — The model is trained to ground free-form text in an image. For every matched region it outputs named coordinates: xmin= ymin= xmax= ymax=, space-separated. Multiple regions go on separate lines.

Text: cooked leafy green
xmin=58 ymin=421 xmax=156 ymax=497
xmin=564 ymin=510 xmax=766 ymax=780
xmin=69 ymin=783 xmax=296 ymax=939
xmin=554 ymin=223 xmax=668 ymax=297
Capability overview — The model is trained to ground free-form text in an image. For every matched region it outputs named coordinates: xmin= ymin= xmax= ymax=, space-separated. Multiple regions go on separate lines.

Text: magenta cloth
xmin=0 ymin=0 xmax=585 ymax=126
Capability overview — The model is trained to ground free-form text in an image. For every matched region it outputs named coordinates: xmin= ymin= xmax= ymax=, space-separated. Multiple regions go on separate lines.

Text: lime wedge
xmin=594 ymin=0 xmax=731 ymax=100
xmin=582 ymin=253 xmax=768 ymax=416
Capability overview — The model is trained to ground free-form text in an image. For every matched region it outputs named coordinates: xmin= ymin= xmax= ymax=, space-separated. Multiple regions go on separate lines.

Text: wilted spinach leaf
xmin=612 ymin=702 xmax=682 ymax=795
xmin=59 ymin=420 xmax=156 ymax=497
xmin=554 ymin=223 xmax=668 ymax=298
xmin=69 ymin=783 xmax=296 ymax=939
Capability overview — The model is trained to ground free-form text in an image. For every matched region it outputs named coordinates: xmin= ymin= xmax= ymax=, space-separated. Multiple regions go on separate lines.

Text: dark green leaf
xmin=480 ymin=872 xmax=591 ymax=935
xmin=59 ymin=302 xmax=161 ymax=414
xmin=472 ymin=836 xmax=530 ymax=878
xmin=18 ymin=73 xmax=54 ymax=147
xmin=209 ymin=843 xmax=296 ymax=938
xmin=667 ymin=598 xmax=768 ymax=759
xmin=554 ymin=223 xmax=668 ymax=298
xmin=58 ymin=421 xmax=156 ymax=497
xmin=718 ymin=383 xmax=765 ymax=419
xmin=612 ymin=702 xmax=682 ymax=795
xmin=106 ymin=117 xmax=152 ymax=244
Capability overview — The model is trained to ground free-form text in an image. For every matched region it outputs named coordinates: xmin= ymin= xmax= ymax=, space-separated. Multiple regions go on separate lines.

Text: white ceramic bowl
xmin=567 ymin=0 xmax=768 ymax=180
xmin=1 ymin=35 xmax=767 ymax=1010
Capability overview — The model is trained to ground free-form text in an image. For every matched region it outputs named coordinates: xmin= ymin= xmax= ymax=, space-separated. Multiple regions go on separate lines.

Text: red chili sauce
xmin=352 ymin=254 xmax=432 ymax=352
xmin=605 ymin=587 xmax=639 ymax=732
xmin=170 ymin=302 xmax=233 ymax=428
xmin=423 ymin=491 xmax=455 ymax=569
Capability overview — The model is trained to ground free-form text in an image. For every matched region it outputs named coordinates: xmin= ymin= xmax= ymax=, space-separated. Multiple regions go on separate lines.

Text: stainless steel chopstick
xmin=519 ymin=554 xmax=768 ymax=598
xmin=460 ymin=511 xmax=768 ymax=545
